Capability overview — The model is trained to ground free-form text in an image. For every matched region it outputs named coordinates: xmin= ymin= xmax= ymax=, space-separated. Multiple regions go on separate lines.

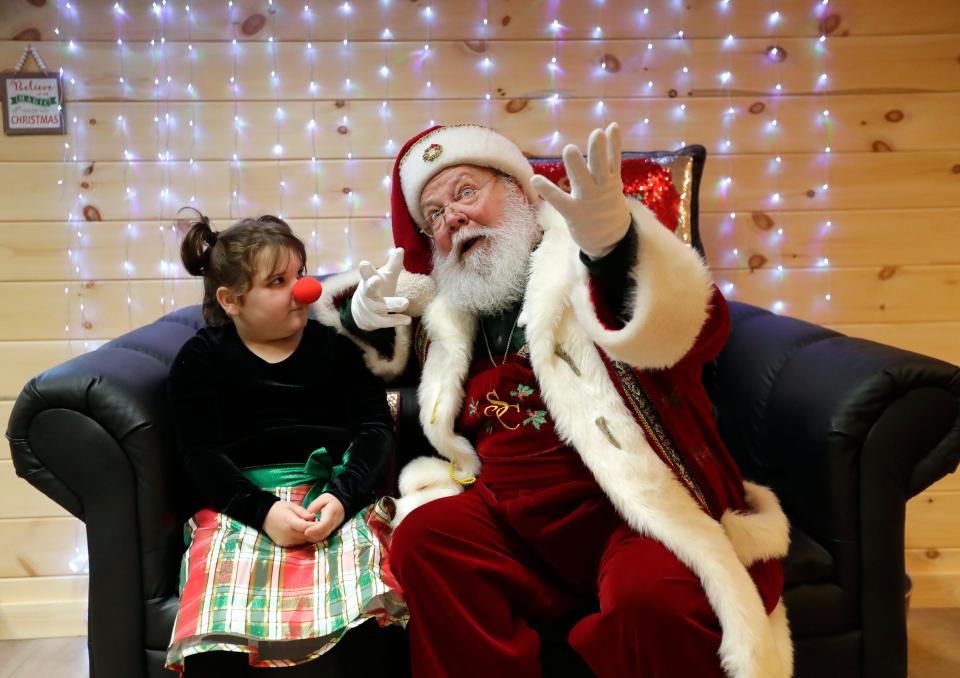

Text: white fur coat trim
xmin=568 ymin=199 xmax=714 ymax=369
xmin=408 ymin=201 xmax=792 ymax=677
xmin=416 ymin=293 xmax=481 ymax=479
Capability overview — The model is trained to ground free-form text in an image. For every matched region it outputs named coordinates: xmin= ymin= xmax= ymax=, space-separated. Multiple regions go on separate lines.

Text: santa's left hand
xmin=530 ymin=122 xmax=631 ymax=259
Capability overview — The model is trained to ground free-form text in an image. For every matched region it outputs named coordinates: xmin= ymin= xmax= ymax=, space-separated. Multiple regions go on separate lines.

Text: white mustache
xmin=431 ymin=189 xmax=540 ymax=315
xmin=448 ymin=226 xmax=492 ymax=259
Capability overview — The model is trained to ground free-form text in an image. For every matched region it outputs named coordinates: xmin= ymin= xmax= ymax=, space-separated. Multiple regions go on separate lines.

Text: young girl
xmin=166 ymin=213 xmax=407 ymax=676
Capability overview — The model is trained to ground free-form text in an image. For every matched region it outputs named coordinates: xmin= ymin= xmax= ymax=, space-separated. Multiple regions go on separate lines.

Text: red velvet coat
xmin=316 ymin=198 xmax=794 ymax=678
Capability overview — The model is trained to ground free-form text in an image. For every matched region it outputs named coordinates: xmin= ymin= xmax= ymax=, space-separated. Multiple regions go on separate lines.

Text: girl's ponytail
xmin=179 ymin=208 xmax=219 ymax=276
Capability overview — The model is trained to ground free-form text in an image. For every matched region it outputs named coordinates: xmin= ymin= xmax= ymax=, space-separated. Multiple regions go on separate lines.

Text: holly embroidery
xmin=523 ymin=409 xmax=548 ymax=430
xmin=470 ymin=387 xmax=548 ymax=432
xmin=510 ymin=383 xmax=534 ymax=400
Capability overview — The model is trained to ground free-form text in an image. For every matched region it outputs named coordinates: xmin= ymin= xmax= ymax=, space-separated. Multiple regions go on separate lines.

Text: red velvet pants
xmin=390 ymin=478 xmax=731 ymax=678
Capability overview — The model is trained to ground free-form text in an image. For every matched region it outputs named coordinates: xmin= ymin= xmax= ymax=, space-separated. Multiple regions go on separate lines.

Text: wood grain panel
xmin=4 ymin=152 xmax=960 ymax=223
xmin=0 ymin=402 xmax=12 ymax=459
xmin=926 ymin=472 xmax=960 ymax=494
xmin=910 ymin=574 xmax=960 ymax=609
xmin=907 ymin=547 xmax=960 ymax=576
xmin=0 ymin=280 xmax=202 ymax=341
xmin=907 ymin=548 xmax=960 ymax=608
xmin=0 ymin=575 xmax=88 ymax=604
xmin=0 ymin=460 xmax=71 ymax=520
xmin=0 ymin=264 xmax=955 ymax=341
xmin=2 ymin=94 xmax=958 ymax=163
xmin=0 ymin=219 xmax=392 ymax=282
xmin=4 ymin=0 xmax=960 ymax=41
xmin=906 ymin=492 xmax=960 ymax=549
xmin=715 ymin=264 xmax=960 ymax=324
xmin=0 ymin=517 xmax=86 ymax=578
xmin=1 ymin=209 xmax=953 ymax=282
xmin=702 ymin=209 xmax=960 ymax=270
xmin=2 ymin=36 xmax=957 ymax=105
xmin=0 ymin=600 xmax=87 ymax=640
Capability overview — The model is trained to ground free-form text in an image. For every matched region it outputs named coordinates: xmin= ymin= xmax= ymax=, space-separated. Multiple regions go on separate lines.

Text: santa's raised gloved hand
xmin=350 ymin=247 xmax=412 ymax=331
xmin=530 ymin=122 xmax=632 ymax=260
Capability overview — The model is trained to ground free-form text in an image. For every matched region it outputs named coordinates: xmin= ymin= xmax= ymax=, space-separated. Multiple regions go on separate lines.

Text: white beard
xmin=431 ymin=187 xmax=541 ymax=315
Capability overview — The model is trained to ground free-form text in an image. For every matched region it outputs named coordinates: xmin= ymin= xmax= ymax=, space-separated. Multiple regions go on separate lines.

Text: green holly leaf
xmin=522 ymin=409 xmax=548 ymax=430
xmin=509 ymin=384 xmax=535 ymax=400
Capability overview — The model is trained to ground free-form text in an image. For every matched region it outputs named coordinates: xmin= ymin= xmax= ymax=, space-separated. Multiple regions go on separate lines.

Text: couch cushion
xmin=781 ymin=526 xmax=858 ymax=638
xmin=145 ymin=594 xmax=180 ymax=651
xmin=782 ymin=525 xmax=834 ymax=586
xmin=784 ymin=582 xmax=858 ymax=638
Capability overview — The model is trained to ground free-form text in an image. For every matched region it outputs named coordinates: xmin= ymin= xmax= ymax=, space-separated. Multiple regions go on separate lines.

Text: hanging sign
xmin=1 ymin=45 xmax=66 ymax=136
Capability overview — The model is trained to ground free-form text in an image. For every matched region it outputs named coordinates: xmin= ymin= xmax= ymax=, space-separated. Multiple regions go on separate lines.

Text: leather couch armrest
xmin=5 ymin=307 xmax=203 ymax=678
xmin=7 ymin=309 xmax=202 ymax=525
xmin=707 ymin=301 xmax=959 ymax=677
xmin=708 ymin=302 xmax=959 ymax=539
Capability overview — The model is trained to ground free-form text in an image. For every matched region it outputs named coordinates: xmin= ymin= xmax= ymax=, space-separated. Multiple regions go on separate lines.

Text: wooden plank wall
xmin=0 ymin=0 xmax=958 ymax=638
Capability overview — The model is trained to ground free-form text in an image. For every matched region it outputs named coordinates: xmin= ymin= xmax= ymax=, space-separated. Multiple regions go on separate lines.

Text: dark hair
xmin=178 ymin=210 xmax=307 ymax=327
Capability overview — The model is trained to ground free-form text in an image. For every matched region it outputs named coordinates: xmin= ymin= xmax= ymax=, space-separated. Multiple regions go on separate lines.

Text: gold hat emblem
xmin=423 ymin=143 xmax=443 ymax=162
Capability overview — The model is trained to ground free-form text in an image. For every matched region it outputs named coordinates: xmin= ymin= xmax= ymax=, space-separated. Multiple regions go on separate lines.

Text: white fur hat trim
xmin=398 ymin=124 xmax=538 ymax=225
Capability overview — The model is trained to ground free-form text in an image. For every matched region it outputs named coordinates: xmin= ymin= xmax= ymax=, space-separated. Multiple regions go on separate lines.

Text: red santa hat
xmin=391 ymin=124 xmax=539 ymax=275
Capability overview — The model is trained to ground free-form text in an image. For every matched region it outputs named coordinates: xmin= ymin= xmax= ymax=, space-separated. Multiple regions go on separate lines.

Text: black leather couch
xmin=7 ymin=301 xmax=960 ymax=678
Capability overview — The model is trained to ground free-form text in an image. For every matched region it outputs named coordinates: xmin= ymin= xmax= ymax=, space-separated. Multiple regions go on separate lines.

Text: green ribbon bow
xmin=241 ymin=445 xmax=351 ymax=519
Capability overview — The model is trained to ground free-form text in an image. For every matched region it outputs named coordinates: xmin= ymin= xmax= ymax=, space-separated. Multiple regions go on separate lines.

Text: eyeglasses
xmin=419 ymin=175 xmax=496 ymax=238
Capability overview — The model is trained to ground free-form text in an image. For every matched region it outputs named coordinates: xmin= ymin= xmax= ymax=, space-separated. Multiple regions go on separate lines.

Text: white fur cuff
xmin=721 ymin=482 xmax=791 ymax=567
xmin=392 ymin=456 xmax=465 ymax=527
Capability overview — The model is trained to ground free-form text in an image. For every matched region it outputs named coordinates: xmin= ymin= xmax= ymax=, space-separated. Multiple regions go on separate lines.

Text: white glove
xmin=530 ymin=122 xmax=632 ymax=259
xmin=350 ymin=248 xmax=411 ymax=331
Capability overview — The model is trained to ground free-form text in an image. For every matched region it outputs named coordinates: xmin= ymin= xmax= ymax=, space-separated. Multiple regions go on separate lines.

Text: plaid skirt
xmin=166 ymin=484 xmax=407 ymax=671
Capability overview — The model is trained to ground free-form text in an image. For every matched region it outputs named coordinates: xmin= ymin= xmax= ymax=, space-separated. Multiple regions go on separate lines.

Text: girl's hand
xmin=304 ymin=493 xmax=346 ymax=543
xmin=263 ymin=501 xmax=314 ymax=547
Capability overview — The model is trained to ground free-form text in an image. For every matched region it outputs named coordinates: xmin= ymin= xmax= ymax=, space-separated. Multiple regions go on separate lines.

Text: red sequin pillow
xmin=529 ymin=145 xmax=706 ymax=256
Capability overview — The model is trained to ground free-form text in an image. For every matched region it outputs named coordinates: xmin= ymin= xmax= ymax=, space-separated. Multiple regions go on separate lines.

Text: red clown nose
xmin=292 ymin=276 xmax=322 ymax=305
